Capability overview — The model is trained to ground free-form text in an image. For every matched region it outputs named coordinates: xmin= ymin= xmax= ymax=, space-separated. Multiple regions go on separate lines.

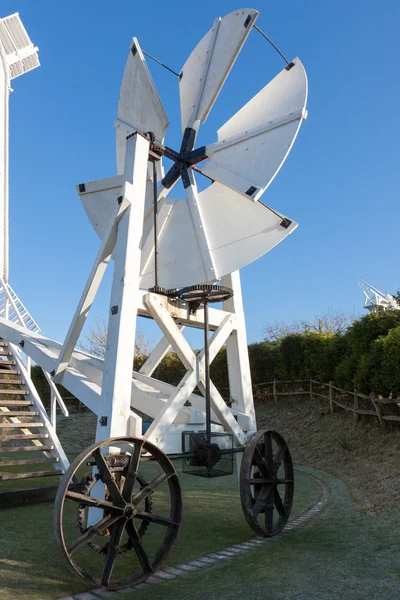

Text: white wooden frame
xmin=0 ymin=130 xmax=258 ymax=457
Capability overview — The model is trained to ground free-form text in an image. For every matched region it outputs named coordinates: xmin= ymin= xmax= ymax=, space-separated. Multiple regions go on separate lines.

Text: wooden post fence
xmin=329 ymin=381 xmax=334 ymax=413
xmin=370 ymin=392 xmax=384 ymax=428
xmin=354 ymin=387 xmax=360 ymax=424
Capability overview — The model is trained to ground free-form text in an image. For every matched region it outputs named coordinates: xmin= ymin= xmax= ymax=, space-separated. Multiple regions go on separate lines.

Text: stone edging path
xmin=57 ymin=470 xmax=330 ymax=600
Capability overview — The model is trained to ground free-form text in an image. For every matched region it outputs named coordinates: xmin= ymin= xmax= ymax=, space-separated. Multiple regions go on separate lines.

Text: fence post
xmin=329 ymin=381 xmax=334 ymax=413
xmin=309 ymin=379 xmax=312 ymax=400
xmin=273 ymin=379 xmax=277 ymax=404
xmin=354 ymin=387 xmax=360 ymax=424
xmin=370 ymin=392 xmax=384 ymax=428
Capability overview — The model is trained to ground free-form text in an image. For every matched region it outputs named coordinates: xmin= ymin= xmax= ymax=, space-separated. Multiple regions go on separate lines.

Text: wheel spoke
xmin=65 ymin=490 xmax=123 ymax=512
xmin=264 ymin=431 xmax=274 ymax=474
xmin=131 ymin=472 xmax=171 ymax=505
xmin=273 ymin=444 xmax=286 ymax=472
xmin=251 ymin=483 xmax=273 ymax=518
xmin=265 ymin=499 xmax=274 ymax=534
xmin=122 ymin=441 xmax=144 ymax=502
xmin=68 ymin=513 xmax=122 ymax=554
xmin=93 ymin=449 xmax=125 ymax=506
xmin=249 ymin=479 xmax=271 ymax=484
xmin=126 ymin=520 xmax=153 ymax=574
xmin=273 ymin=488 xmax=287 ymax=517
xmin=135 ymin=511 xmax=179 ymax=527
xmin=101 ymin=520 xmax=126 ymax=587
xmin=253 ymin=447 xmax=271 ymax=479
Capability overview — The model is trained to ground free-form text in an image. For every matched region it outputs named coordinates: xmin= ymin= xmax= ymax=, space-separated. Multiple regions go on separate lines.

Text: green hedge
xmin=145 ymin=310 xmax=400 ymax=398
xmin=31 ymin=310 xmax=400 ymax=405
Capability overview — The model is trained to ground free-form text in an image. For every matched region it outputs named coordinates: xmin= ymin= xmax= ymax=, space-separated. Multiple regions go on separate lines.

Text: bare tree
xmin=79 ymin=319 xmax=153 ymax=359
xmin=263 ymin=309 xmax=355 ymax=342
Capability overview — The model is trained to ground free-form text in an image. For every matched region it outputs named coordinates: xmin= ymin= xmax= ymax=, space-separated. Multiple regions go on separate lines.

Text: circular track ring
xmin=54 ymin=437 xmax=182 ymax=590
xmin=240 ymin=430 xmax=294 ymax=537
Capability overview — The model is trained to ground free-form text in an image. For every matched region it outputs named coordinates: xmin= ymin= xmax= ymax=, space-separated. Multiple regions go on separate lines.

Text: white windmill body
xmin=359 ymin=280 xmax=398 ymax=312
xmin=0 ymin=13 xmax=39 ymax=283
xmin=0 ymin=9 xmax=308 ymax=588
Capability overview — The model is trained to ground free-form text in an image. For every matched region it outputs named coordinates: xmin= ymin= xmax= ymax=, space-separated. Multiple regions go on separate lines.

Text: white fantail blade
xmin=0 ymin=13 xmax=39 ymax=79
xmin=179 ymin=8 xmax=258 ymax=132
xmin=78 ymin=176 xmax=296 ymax=290
xmin=199 ymin=58 xmax=308 ymax=201
xmin=139 ymin=182 xmax=297 ymax=289
xmin=78 ymin=170 xmax=157 ymax=241
xmin=115 ymin=37 xmax=169 ymax=174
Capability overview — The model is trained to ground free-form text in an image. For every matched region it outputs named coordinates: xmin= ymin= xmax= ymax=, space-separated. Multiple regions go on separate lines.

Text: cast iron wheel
xmin=240 ymin=430 xmax=294 ymax=536
xmin=54 ymin=436 xmax=182 ymax=590
xmin=76 ymin=469 xmax=153 ymax=554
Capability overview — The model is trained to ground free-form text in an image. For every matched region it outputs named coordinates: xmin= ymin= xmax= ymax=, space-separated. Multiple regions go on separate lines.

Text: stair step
xmin=0 ymin=469 xmax=64 ymax=481
xmin=0 ymin=351 xmax=11 ymax=356
xmin=0 ymin=390 xmax=28 ymax=395
xmin=0 ymin=445 xmax=54 ymax=452
xmin=0 ymin=457 xmax=58 ymax=466
xmin=0 ymin=379 xmax=23 ymax=384
xmin=0 ymin=361 xmax=16 ymax=366
xmin=0 ymin=422 xmax=44 ymax=428
xmin=0 ymin=370 xmax=20 ymax=375
xmin=0 ymin=400 xmax=33 ymax=406
xmin=1 ymin=434 xmax=49 ymax=441
xmin=0 ymin=342 xmax=8 ymax=347
xmin=0 ymin=411 xmax=38 ymax=417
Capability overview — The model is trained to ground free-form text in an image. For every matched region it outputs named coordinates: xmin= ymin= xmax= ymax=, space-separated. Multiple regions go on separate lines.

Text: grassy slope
xmin=256 ymin=395 xmax=400 ymax=515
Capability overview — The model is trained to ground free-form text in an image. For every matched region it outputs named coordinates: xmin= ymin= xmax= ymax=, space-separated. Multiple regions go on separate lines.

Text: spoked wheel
xmin=54 ymin=437 xmax=182 ymax=590
xmin=240 ymin=430 xmax=294 ymax=537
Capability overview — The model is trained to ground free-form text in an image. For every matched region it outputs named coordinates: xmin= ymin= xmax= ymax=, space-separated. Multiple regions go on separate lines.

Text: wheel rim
xmin=240 ymin=430 xmax=294 ymax=537
xmin=54 ymin=436 xmax=182 ymax=590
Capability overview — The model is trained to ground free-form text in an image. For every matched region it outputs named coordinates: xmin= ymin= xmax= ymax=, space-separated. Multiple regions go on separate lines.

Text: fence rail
xmin=253 ymin=379 xmax=400 ymax=429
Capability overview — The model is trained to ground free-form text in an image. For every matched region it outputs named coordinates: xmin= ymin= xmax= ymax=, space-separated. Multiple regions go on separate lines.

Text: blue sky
xmin=2 ymin=0 xmax=400 ymax=347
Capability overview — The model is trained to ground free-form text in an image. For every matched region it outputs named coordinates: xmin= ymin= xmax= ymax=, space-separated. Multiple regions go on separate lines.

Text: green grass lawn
xmin=119 ymin=467 xmax=400 ymax=600
xmin=0 ymin=464 xmax=319 ymax=600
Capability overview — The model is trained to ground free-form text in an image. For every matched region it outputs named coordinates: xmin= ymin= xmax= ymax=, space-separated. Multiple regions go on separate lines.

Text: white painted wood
xmin=0 ymin=15 xmax=39 ymax=282
xmin=221 ymin=271 xmax=256 ymax=434
xmin=201 ymin=58 xmax=308 ymax=200
xmin=185 ymin=179 xmax=217 ymax=282
xmin=139 ymin=326 xmax=185 ymax=376
xmin=179 ymin=9 xmax=258 ymax=131
xmin=144 ymin=293 xmax=246 ymax=445
xmin=0 ymin=278 xmax=68 ymax=420
xmin=0 ymin=315 xmax=195 ymax=421
xmin=50 ymin=391 xmax=56 ymax=429
xmin=116 ymin=37 xmax=168 ymax=173
xmin=186 ymin=17 xmax=221 ymax=131
xmin=193 ymin=181 xmax=298 ymax=279
xmin=133 ymin=370 xmax=252 ymax=430
xmin=95 ymin=133 xmax=149 ymax=442
xmin=0 ymin=13 xmax=39 ymax=79
xmin=139 ymin=193 xmax=208 ymax=288
xmin=10 ymin=344 xmax=69 ymax=472
xmin=43 ymin=369 xmax=69 ymax=417
xmin=0 ymin=43 xmax=9 ymax=281
xmin=53 ymin=196 xmax=129 ymax=383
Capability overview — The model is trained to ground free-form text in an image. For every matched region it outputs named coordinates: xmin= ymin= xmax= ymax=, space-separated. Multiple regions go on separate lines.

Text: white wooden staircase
xmin=0 ymin=339 xmax=69 ymax=505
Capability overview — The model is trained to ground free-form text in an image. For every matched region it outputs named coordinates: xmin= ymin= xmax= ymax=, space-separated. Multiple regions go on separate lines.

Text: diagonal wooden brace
xmin=143 ymin=292 xmax=247 ymax=445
